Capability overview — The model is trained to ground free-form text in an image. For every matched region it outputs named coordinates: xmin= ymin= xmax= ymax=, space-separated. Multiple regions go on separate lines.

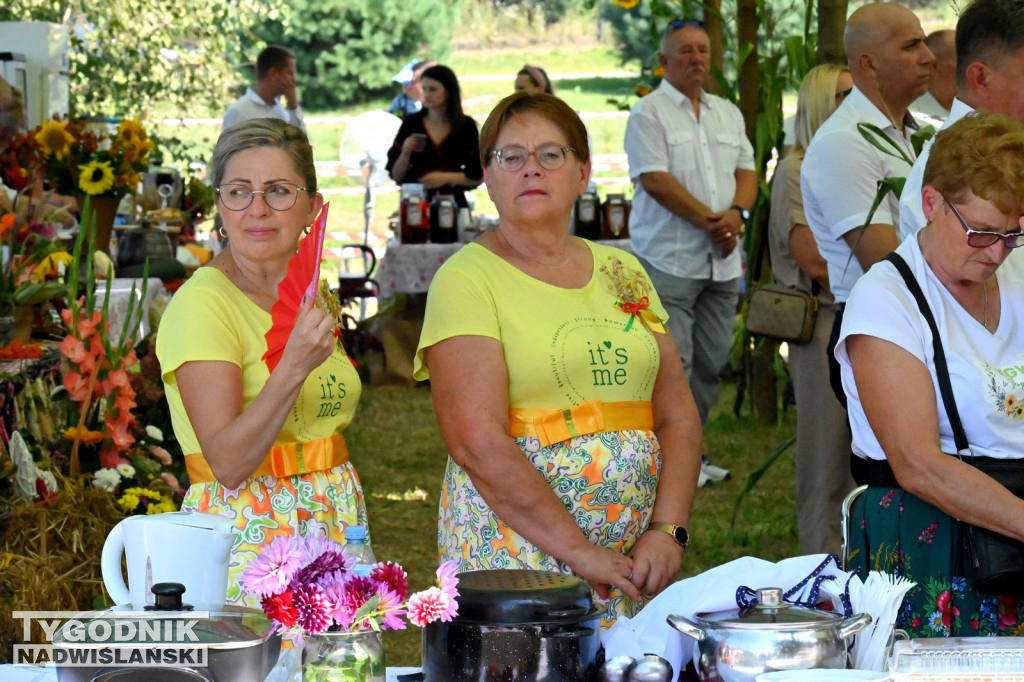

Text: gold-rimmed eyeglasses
xmin=941 ymin=193 xmax=1024 ymax=249
xmin=216 ymin=182 xmax=309 ymax=212
xmin=489 ymin=144 xmax=577 ymax=172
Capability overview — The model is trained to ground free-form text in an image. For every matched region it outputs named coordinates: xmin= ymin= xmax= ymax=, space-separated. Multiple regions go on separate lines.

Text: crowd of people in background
xmin=4 ymin=0 xmax=1015 ymax=639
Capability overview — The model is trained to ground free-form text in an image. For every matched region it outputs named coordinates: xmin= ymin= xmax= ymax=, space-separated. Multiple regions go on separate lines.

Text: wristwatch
xmin=647 ymin=522 xmax=689 ymax=548
xmin=729 ymin=204 xmax=751 ymax=222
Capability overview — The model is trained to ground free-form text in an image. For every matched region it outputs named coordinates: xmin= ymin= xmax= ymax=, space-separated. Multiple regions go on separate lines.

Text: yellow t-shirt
xmin=156 ymin=267 xmax=361 ymax=456
xmin=414 ymin=240 xmax=667 ymax=408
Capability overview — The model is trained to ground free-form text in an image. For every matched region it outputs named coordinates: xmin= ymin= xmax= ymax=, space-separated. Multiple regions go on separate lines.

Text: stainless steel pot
xmin=667 ymin=587 xmax=871 ymax=682
xmin=422 ymin=569 xmax=605 ymax=682
xmin=52 ymin=583 xmax=280 ymax=682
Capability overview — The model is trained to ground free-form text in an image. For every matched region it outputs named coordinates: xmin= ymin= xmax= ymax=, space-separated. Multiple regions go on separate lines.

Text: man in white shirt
xmin=911 ymin=30 xmax=957 ymax=128
xmin=624 ymin=19 xmax=756 ymax=482
xmin=222 ymin=45 xmax=306 ymax=133
xmin=900 ymin=0 xmax=1024 ymax=240
xmin=801 ymin=2 xmax=934 ymax=402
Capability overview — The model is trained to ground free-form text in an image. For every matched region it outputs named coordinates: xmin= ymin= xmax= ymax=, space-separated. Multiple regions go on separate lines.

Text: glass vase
xmin=301 ymin=629 xmax=386 ymax=682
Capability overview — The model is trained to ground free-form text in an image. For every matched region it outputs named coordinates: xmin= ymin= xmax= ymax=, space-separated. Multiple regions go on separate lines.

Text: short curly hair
xmin=923 ymin=112 xmax=1024 ymax=216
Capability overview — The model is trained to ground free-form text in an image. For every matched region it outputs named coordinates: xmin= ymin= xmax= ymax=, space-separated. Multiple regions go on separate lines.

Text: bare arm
xmin=841 ymin=223 xmax=900 ymax=272
xmin=419 ymin=171 xmax=482 ymax=190
xmin=175 ymin=296 xmax=338 ymax=489
xmin=848 ymin=334 xmax=1024 ymax=541
xmin=625 ymin=330 xmax=702 ymax=597
xmin=389 ymin=137 xmax=418 ymax=185
xmin=637 ymin=171 xmax=717 ymax=231
xmin=425 ymin=334 xmax=642 ymax=601
xmin=789 ymin=223 xmax=830 ymax=290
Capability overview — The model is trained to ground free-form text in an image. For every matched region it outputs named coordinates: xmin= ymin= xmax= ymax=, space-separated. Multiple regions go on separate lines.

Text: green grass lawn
xmin=348 ymin=379 xmax=800 ymax=666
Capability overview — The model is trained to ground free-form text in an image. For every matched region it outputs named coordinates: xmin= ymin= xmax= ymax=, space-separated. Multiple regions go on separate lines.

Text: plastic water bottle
xmin=344 ymin=525 xmax=377 ymax=576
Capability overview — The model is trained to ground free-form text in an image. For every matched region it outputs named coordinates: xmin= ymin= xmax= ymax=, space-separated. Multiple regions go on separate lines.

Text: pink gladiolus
xmin=150 ymin=445 xmax=172 ymax=465
xmin=106 ymin=415 xmax=136 ymax=450
xmin=63 ymin=371 xmax=92 ymax=402
xmin=60 ymin=335 xmax=90 ymax=365
xmin=75 ymin=310 xmax=105 ymax=338
xmin=99 ymin=446 xmax=130 ymax=469
xmin=406 ymin=587 xmax=451 ymax=627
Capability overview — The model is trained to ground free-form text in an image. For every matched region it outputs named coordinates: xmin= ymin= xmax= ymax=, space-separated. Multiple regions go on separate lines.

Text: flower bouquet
xmin=241 ymin=535 xmax=459 ymax=682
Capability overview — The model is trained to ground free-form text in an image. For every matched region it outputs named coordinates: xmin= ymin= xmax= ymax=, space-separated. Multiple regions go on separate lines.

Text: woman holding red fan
xmin=156 ymin=118 xmax=367 ymax=606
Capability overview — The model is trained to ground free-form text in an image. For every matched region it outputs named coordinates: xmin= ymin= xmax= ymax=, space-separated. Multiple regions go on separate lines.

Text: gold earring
xmin=303 ymin=225 xmax=311 ymax=235
xmin=217 ymin=225 xmax=227 ymax=238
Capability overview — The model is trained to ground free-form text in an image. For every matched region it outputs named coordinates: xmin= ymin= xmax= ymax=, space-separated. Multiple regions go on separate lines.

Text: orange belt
xmin=508 ymin=400 xmax=654 ymax=447
xmin=186 ymin=433 xmax=350 ymax=484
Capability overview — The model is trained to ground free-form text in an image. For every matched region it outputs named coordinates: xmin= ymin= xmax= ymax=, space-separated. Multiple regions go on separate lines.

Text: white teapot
xmin=101 ymin=511 xmax=236 ymax=607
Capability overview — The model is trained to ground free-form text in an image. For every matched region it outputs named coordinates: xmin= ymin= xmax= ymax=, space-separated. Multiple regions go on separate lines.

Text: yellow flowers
xmin=78 ymin=160 xmax=115 ymax=195
xmin=612 ymin=0 xmax=642 ymax=7
xmin=63 ymin=426 xmax=106 ymax=444
xmin=35 ymin=120 xmax=75 ymax=160
xmin=34 ymin=251 xmax=74 ymax=281
xmin=117 ymin=487 xmax=176 ymax=515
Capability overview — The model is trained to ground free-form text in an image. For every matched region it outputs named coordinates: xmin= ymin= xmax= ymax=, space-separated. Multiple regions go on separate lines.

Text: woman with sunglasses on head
xmin=414 ymin=92 xmax=703 ymax=626
xmin=767 ymin=63 xmax=854 ymax=557
xmin=840 ymin=112 xmax=1024 ymax=636
xmin=156 ymin=118 xmax=368 ymax=606
xmin=386 ymin=64 xmax=482 ymax=208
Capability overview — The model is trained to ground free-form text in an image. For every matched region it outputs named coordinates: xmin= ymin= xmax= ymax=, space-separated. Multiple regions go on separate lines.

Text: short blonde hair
xmin=211 ymin=118 xmax=316 ymax=192
xmin=923 ymin=112 xmax=1024 ymax=215
xmin=792 ymin=64 xmax=849 ymax=153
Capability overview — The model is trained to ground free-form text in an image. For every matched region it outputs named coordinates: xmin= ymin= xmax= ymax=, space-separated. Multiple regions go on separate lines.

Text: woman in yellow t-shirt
xmin=156 ymin=119 xmax=366 ymax=606
xmin=415 ymin=93 xmax=703 ymax=625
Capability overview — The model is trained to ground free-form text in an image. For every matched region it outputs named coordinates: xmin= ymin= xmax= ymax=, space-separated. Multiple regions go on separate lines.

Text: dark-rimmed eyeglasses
xmin=669 ymin=18 xmax=706 ymax=29
xmin=216 ymin=182 xmax=309 ymax=212
xmin=942 ymin=193 xmax=1024 ymax=249
xmin=834 ymin=87 xmax=853 ymax=101
xmin=489 ymin=144 xmax=577 ymax=172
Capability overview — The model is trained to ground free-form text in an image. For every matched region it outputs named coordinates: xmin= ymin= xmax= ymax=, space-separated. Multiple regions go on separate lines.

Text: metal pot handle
xmin=666 ymin=614 xmax=705 ymax=642
xmin=542 ymin=605 xmax=589 ymax=619
xmin=838 ymin=613 xmax=873 ymax=639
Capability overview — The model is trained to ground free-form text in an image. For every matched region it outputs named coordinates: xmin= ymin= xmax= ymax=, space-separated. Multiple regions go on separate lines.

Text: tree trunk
xmin=736 ymin=0 xmax=760 ymax=142
xmin=704 ymin=0 xmax=723 ymax=95
xmin=817 ymin=0 xmax=848 ymax=65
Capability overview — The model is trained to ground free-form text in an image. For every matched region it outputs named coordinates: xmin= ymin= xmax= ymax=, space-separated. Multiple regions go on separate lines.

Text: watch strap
xmin=729 ymin=204 xmax=750 ymax=221
xmin=648 ymin=521 xmax=689 ymax=547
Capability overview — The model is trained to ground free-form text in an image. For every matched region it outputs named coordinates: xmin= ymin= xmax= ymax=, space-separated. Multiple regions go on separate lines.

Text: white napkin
xmin=602 ymin=554 xmax=847 ymax=675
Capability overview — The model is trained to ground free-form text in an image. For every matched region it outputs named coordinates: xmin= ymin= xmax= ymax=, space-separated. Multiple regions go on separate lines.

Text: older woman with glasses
xmin=156 ymin=118 xmax=368 ymax=606
xmin=839 ymin=112 xmax=1024 ymax=636
xmin=413 ymin=92 xmax=703 ymax=626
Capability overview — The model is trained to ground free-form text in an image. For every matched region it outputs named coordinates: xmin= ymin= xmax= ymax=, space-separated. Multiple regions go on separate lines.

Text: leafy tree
xmin=1 ymin=0 xmax=283 ymax=120
xmin=255 ymin=0 xmax=460 ymax=110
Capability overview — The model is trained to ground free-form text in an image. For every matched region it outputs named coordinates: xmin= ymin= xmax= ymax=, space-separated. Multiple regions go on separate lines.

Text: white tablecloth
xmin=375 ymin=239 xmax=633 ymax=298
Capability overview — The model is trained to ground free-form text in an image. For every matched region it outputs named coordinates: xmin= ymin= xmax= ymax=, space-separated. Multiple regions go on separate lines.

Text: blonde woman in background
xmin=767 ymin=63 xmax=855 ymax=555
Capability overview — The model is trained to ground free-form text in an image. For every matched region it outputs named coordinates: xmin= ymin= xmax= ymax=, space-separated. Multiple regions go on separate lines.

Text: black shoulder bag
xmin=886 ymin=252 xmax=1024 ymax=597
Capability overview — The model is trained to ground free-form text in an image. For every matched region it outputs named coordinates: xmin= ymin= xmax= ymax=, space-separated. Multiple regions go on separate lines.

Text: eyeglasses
xmin=669 ymin=18 xmax=706 ymax=29
xmin=942 ymin=194 xmax=1024 ymax=249
xmin=489 ymin=144 xmax=577 ymax=172
xmin=216 ymin=182 xmax=309 ymax=212
xmin=834 ymin=87 xmax=853 ymax=101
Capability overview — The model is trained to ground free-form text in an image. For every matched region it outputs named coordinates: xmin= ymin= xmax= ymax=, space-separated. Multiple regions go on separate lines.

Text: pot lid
xmin=696 ymin=587 xmax=843 ymax=629
xmin=53 ymin=584 xmax=277 ymax=650
xmin=454 ymin=569 xmax=594 ymax=625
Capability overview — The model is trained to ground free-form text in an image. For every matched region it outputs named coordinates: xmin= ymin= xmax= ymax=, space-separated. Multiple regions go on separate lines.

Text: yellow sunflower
xmin=612 ymin=0 xmax=641 ymax=7
xmin=34 ymin=251 xmax=74 ymax=280
xmin=78 ymin=160 xmax=115 ymax=195
xmin=35 ymin=120 xmax=76 ymax=160
xmin=652 ymin=64 xmax=666 ymax=77
xmin=116 ymin=118 xmax=146 ymax=145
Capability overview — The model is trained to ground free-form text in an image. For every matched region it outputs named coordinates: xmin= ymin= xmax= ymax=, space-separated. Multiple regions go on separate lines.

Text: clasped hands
xmin=703 ymin=210 xmax=745 ymax=258
xmin=576 ymin=529 xmax=683 ymax=603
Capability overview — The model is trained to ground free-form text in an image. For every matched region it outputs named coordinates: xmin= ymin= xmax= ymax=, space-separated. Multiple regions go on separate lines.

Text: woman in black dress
xmin=386 ymin=64 xmax=483 ymax=208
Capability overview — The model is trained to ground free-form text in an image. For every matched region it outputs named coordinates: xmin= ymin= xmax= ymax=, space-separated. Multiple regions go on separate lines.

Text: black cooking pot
xmin=422 ymin=569 xmax=606 ymax=682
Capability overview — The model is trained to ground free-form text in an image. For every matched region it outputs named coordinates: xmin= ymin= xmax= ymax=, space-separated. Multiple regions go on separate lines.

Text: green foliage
xmin=254 ymin=0 xmax=460 ymax=110
xmin=1 ymin=0 xmax=284 ymax=120
xmin=491 ymin=0 xmax=587 ymax=26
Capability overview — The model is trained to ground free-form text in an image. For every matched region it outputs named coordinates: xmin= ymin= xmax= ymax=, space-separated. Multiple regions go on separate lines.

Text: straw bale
xmin=0 ymin=474 xmax=126 ymax=663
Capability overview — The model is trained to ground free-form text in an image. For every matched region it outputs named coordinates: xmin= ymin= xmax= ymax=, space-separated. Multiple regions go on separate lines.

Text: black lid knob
xmin=144 ymin=582 xmax=194 ymax=611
